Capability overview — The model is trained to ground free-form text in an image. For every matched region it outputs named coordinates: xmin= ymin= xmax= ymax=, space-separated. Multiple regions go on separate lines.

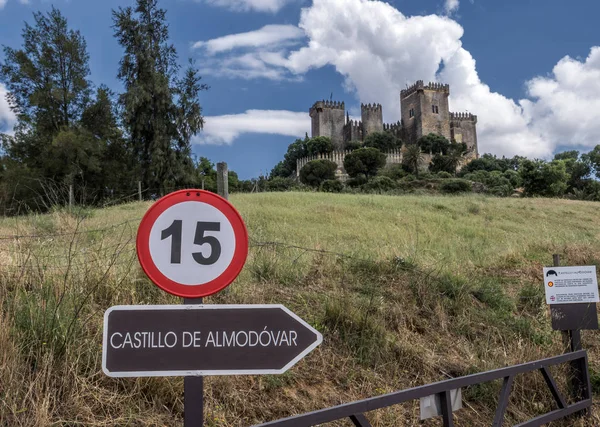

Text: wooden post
xmin=138 ymin=181 xmax=142 ymax=202
xmin=69 ymin=185 xmax=74 ymax=210
xmin=217 ymin=162 xmax=228 ymax=200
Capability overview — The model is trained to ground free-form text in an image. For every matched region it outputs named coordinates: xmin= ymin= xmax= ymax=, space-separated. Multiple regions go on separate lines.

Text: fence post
xmin=217 ymin=162 xmax=229 ymax=200
xmin=138 ymin=181 xmax=142 ymax=202
xmin=69 ymin=185 xmax=74 ymax=210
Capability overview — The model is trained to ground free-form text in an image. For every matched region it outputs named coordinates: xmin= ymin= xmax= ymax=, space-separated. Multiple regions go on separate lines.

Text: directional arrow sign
xmin=102 ymin=305 xmax=323 ymax=377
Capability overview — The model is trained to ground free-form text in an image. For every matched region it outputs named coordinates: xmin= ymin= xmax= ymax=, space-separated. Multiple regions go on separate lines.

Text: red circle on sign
xmin=136 ymin=190 xmax=248 ymax=298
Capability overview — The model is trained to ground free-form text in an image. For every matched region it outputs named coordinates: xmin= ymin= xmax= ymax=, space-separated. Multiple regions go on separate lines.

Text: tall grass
xmin=1 ymin=193 xmax=599 ymax=425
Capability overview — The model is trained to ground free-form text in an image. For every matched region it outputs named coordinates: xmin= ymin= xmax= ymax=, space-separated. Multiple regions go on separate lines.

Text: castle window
xmin=409 ymin=108 xmax=414 ymax=118
xmin=432 ymin=105 xmax=439 ymax=114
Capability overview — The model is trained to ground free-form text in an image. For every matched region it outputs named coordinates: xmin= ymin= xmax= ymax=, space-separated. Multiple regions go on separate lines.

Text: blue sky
xmin=1 ymin=0 xmax=600 ymax=179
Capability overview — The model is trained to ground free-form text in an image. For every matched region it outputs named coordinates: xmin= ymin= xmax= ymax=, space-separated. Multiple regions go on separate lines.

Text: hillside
xmin=1 ymin=192 xmax=600 ymax=426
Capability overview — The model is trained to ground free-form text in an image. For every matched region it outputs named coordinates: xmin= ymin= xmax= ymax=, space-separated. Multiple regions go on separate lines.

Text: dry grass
xmin=1 ymin=193 xmax=600 ymax=426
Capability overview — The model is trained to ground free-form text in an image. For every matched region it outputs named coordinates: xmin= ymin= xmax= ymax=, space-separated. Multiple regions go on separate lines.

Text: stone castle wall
xmin=309 ymin=81 xmax=478 ymax=159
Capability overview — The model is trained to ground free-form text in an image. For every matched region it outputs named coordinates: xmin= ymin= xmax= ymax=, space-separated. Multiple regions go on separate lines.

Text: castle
xmin=309 ymin=80 xmax=479 ymax=157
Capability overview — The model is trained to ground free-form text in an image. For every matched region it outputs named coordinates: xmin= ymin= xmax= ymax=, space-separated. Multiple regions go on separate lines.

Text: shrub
xmin=346 ymin=175 xmax=368 ymax=187
xmin=440 ymin=179 xmax=472 ymax=194
xmin=361 ymin=176 xmax=396 ymax=192
xmin=266 ymin=177 xmax=298 ymax=191
xmin=363 ymin=132 xmax=401 ymax=152
xmin=436 ymin=171 xmax=453 ymax=179
xmin=320 ymin=179 xmax=343 ymax=193
xmin=343 ymin=148 xmax=387 ymax=179
xmin=299 ymin=159 xmax=338 ymax=187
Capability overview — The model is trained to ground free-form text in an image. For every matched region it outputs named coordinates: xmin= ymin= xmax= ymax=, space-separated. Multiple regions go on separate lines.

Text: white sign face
xmin=543 ymin=266 xmax=599 ymax=305
xmin=149 ymin=201 xmax=236 ymax=286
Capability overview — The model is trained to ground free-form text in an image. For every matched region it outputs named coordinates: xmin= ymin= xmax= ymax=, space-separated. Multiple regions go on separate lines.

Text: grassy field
xmin=1 ymin=192 xmax=600 ymax=426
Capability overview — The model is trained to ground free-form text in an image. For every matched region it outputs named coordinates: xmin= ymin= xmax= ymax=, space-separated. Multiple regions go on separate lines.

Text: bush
xmin=379 ymin=164 xmax=408 ymax=180
xmin=436 ymin=171 xmax=453 ymax=179
xmin=346 ymin=175 xmax=368 ymax=187
xmin=361 ymin=176 xmax=396 ymax=192
xmin=266 ymin=177 xmax=298 ymax=191
xmin=320 ymin=179 xmax=343 ymax=193
xmin=343 ymin=148 xmax=387 ymax=179
xmin=440 ymin=179 xmax=472 ymax=194
xmin=299 ymin=159 xmax=338 ymax=187
xmin=363 ymin=132 xmax=401 ymax=152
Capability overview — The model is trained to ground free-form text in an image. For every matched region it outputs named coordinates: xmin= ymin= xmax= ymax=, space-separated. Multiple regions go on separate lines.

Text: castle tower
xmin=360 ymin=103 xmax=383 ymax=138
xmin=400 ymin=81 xmax=451 ymax=144
xmin=309 ymin=100 xmax=346 ymax=150
xmin=450 ymin=112 xmax=479 ymax=158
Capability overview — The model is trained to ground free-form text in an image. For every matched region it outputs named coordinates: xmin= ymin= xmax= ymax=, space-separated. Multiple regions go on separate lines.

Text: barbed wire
xmin=0 ymin=217 xmax=142 ymax=240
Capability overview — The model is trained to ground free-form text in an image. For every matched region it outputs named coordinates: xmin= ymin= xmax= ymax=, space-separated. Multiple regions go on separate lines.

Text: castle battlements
xmin=360 ymin=103 xmax=382 ymax=112
xmin=401 ymin=80 xmax=450 ymax=98
xmin=450 ymin=112 xmax=477 ymax=123
xmin=383 ymin=121 xmax=401 ymax=132
xmin=309 ymin=80 xmax=478 ymax=158
xmin=310 ymin=100 xmax=345 ymax=113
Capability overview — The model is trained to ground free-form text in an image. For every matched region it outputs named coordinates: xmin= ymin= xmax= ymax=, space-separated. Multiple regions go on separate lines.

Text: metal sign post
xmin=184 ymin=297 xmax=203 ymax=427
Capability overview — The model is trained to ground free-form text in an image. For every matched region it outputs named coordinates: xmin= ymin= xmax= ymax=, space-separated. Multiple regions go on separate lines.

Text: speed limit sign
xmin=136 ymin=190 xmax=248 ymax=298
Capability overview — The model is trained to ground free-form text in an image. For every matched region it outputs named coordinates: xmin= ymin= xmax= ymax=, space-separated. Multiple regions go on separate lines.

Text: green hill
xmin=1 ymin=192 xmax=599 ymax=426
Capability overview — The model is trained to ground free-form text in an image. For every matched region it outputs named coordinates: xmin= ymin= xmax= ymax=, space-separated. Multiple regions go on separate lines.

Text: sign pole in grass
xmin=184 ymin=297 xmax=203 ymax=427
xmin=102 ymin=189 xmax=322 ymax=426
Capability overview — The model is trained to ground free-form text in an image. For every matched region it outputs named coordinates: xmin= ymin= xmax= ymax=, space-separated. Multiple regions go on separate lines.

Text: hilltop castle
xmin=309 ymin=80 xmax=479 ymax=157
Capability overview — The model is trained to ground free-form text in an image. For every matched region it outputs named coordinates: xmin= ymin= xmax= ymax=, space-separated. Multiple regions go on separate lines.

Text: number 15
xmin=161 ymin=220 xmax=221 ymax=265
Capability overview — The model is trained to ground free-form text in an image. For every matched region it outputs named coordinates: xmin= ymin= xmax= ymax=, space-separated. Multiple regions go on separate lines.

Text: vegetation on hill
xmin=1 ymin=192 xmax=600 ymax=425
xmin=272 ymin=133 xmax=600 ymax=202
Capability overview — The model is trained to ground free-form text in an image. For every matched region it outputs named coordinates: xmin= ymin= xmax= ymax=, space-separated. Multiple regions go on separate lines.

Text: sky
xmin=1 ymin=0 xmax=600 ymax=179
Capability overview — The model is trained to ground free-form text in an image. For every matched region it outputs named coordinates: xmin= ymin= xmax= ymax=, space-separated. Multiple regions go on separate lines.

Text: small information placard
xmin=543 ymin=266 xmax=599 ymax=305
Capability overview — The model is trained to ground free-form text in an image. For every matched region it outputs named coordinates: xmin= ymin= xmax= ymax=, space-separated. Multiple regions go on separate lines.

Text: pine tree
xmin=113 ymin=0 xmax=206 ymax=194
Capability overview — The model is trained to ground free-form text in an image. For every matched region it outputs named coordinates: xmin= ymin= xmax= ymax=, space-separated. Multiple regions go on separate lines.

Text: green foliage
xmin=320 ymin=179 xmax=343 ymax=193
xmin=270 ymin=135 xmax=333 ymax=178
xmin=343 ymin=147 xmax=387 ymax=179
xmin=267 ymin=177 xmax=298 ymax=192
xmin=417 ymin=133 xmax=450 ymax=154
xmin=436 ymin=171 xmax=453 ymax=179
xmin=440 ymin=179 xmax=472 ymax=194
xmin=585 ymin=145 xmax=600 ymax=179
xmin=459 ymin=153 xmax=524 ymax=175
xmin=379 ymin=164 xmax=409 ymax=180
xmin=345 ymin=140 xmax=363 ymax=151
xmin=299 ymin=159 xmax=338 ymax=187
xmin=306 ymin=136 xmax=333 ymax=156
xmin=519 ymin=159 xmax=569 ymax=197
xmin=363 ymin=132 xmax=401 ymax=152
xmin=361 ymin=176 xmax=396 ymax=192
xmin=113 ymin=0 xmax=206 ymax=194
xmin=402 ymin=144 xmax=424 ymax=178
xmin=463 ymin=170 xmax=515 ymax=197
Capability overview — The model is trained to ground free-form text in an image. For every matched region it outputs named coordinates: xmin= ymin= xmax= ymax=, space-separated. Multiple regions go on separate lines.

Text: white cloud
xmin=0 ymin=0 xmax=7 ymax=9
xmin=444 ymin=0 xmax=459 ymax=15
xmin=193 ymin=25 xmax=304 ymax=54
xmin=199 ymin=0 xmax=296 ymax=13
xmin=0 ymin=83 xmax=17 ymax=135
xmin=195 ymin=109 xmax=310 ymax=145
xmin=195 ymin=0 xmax=600 ymax=158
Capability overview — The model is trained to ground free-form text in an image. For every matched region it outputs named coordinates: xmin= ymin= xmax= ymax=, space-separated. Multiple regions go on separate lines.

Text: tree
xmin=299 ymin=160 xmax=337 ymax=187
xmin=363 ymin=132 xmax=401 ymax=152
xmin=402 ymin=144 xmax=424 ymax=178
xmin=0 ymin=7 xmax=92 ymax=170
xmin=519 ymin=159 xmax=569 ymax=197
xmin=430 ymin=143 xmax=467 ymax=175
xmin=343 ymin=147 xmax=386 ymax=179
xmin=306 ymin=136 xmax=333 ymax=156
xmin=553 ymin=150 xmax=591 ymax=191
xmin=417 ymin=133 xmax=450 ymax=154
xmin=583 ymin=145 xmax=600 ymax=179
xmin=270 ymin=136 xmax=309 ymax=178
xmin=113 ymin=0 xmax=206 ymax=194
xmin=345 ymin=140 xmax=363 ymax=151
